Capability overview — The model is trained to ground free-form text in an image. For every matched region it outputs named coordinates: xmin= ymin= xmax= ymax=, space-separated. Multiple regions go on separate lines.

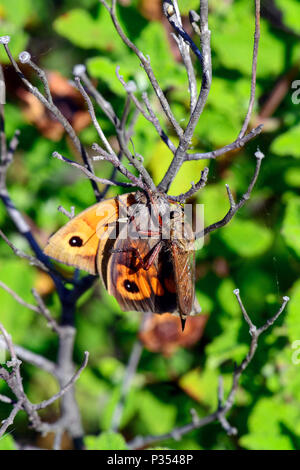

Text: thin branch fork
xmin=115 ymin=69 xmax=176 ymax=155
xmin=163 ymin=0 xmax=197 ymax=112
xmin=0 ymin=39 xmax=101 ymax=201
xmin=238 ymin=0 xmax=261 ymax=139
xmin=0 ymin=229 xmax=48 ymax=272
xmin=74 ymin=66 xmax=155 ymax=191
xmin=198 ymin=149 xmax=264 ymax=239
xmin=159 ymin=0 xmax=261 ymax=192
xmin=127 ymin=293 xmax=290 ymax=449
xmin=52 ymin=151 xmax=137 ymax=188
xmin=186 ymin=125 xmax=263 ymax=161
xmin=168 ymin=167 xmax=209 ymax=203
xmin=0 ymin=323 xmax=89 ymax=439
xmin=158 ymin=0 xmax=212 ymax=192
xmin=99 ymin=0 xmax=184 ymax=138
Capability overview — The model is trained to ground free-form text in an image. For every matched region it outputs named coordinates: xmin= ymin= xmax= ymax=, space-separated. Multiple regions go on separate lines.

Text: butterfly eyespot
xmin=123 ymin=280 xmax=139 ymax=293
xmin=69 ymin=236 xmax=83 ymax=247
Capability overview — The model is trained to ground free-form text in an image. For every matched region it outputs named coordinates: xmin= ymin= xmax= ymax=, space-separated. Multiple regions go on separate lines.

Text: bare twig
xmin=164 ymin=0 xmax=198 ymax=112
xmin=238 ymin=0 xmax=261 ymax=138
xmin=0 ymin=323 xmax=89 ymax=441
xmin=0 ymin=395 xmax=13 ymax=404
xmin=34 ymin=351 xmax=89 ymax=410
xmin=52 ymin=151 xmax=136 ymax=188
xmin=0 ymin=229 xmax=49 ymax=272
xmin=110 ymin=313 xmax=151 ymax=432
xmin=1 ymin=40 xmax=101 ymax=200
xmin=57 ymin=205 xmax=75 ymax=219
xmin=99 ymin=0 xmax=183 ymax=138
xmin=199 ymin=149 xmax=264 ymax=238
xmin=127 ymin=294 xmax=289 ymax=449
xmin=0 ymin=280 xmax=42 ymax=314
xmin=186 ymin=125 xmax=263 ymax=161
xmin=0 ymin=337 xmax=57 ymax=375
xmin=168 ymin=167 xmax=209 ymax=203
xmin=158 ymin=0 xmax=212 ymax=192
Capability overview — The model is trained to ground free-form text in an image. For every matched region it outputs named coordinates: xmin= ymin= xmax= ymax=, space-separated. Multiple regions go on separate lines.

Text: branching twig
xmin=186 ymin=125 xmax=263 ymax=161
xmin=52 ymin=151 xmax=136 ymax=188
xmin=158 ymin=0 xmax=212 ymax=192
xmin=238 ymin=0 xmax=261 ymax=138
xmin=0 ymin=40 xmax=101 ymax=201
xmin=0 ymin=323 xmax=89 ymax=440
xmin=0 ymin=229 xmax=48 ymax=272
xmin=110 ymin=313 xmax=151 ymax=432
xmin=199 ymin=149 xmax=264 ymax=238
xmin=99 ymin=0 xmax=184 ymax=138
xmin=168 ymin=167 xmax=209 ymax=203
xmin=0 ymin=0 xmax=269 ymax=451
xmin=127 ymin=294 xmax=289 ymax=449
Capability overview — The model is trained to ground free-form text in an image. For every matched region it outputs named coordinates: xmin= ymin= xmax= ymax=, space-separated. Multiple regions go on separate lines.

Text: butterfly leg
xmin=111 ymin=240 xmax=163 ymax=271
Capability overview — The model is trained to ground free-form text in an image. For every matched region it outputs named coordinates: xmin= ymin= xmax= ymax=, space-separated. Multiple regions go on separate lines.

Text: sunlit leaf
xmin=85 ymin=431 xmax=128 ymax=450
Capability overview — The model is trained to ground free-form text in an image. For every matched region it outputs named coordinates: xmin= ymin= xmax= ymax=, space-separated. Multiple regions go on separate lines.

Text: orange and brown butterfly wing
xmin=44 ymin=193 xmax=135 ymax=276
xmin=107 ymin=233 xmax=178 ymax=314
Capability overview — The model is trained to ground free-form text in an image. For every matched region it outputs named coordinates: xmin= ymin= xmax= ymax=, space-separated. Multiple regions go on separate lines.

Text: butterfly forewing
xmin=44 ymin=193 xmax=134 ymax=275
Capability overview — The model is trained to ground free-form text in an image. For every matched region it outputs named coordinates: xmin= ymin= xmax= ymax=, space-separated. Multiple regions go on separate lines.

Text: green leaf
xmin=271 ymin=124 xmax=300 ymax=158
xmin=0 ymin=29 xmax=29 ymax=63
xmin=53 ymin=8 xmax=126 ymax=54
xmin=206 ymin=318 xmax=248 ymax=369
xmin=0 ymin=260 xmax=36 ymax=343
xmin=100 ymin=385 xmax=140 ymax=431
xmin=240 ymin=433 xmax=294 ymax=450
xmin=177 ymin=0 xmax=201 ymax=14
xmin=0 ymin=0 xmax=33 ymax=27
xmin=210 ymin=0 xmax=285 ymax=78
xmin=282 ymin=196 xmax=300 ymax=258
xmin=87 ymin=56 xmax=132 ymax=96
xmin=240 ymin=397 xmax=300 ymax=450
xmin=135 ymin=22 xmax=186 ymax=89
xmin=137 ymin=390 xmax=177 ymax=434
xmin=179 ymin=367 xmax=219 ymax=409
xmin=217 ymin=279 xmax=240 ymax=317
xmin=275 ymin=0 xmax=300 ymax=34
xmin=284 ymin=168 xmax=300 ymax=187
xmin=286 ymin=279 xmax=300 ymax=343
xmin=197 ymin=78 xmax=261 ymax=146
xmin=197 ymin=184 xmax=230 ymax=226
xmin=195 ymin=290 xmax=214 ymax=314
xmin=85 ymin=431 xmax=128 ymax=450
xmin=220 ymin=219 xmax=273 ymax=257
xmin=0 ymin=434 xmax=17 ymax=450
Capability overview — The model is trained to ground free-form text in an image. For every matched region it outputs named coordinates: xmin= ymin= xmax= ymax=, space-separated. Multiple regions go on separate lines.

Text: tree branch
xmin=127 ymin=294 xmax=289 ymax=449
xmin=199 ymin=149 xmax=264 ymax=238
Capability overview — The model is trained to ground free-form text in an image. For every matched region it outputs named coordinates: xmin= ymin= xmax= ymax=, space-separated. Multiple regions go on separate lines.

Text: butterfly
xmin=44 ymin=191 xmax=196 ymax=329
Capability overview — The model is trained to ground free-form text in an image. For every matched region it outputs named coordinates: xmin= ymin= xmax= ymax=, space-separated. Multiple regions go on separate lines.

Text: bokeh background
xmin=0 ymin=0 xmax=300 ymax=450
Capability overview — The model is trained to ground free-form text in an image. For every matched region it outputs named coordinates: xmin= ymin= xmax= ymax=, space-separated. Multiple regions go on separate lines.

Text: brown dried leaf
xmin=139 ymin=312 xmax=208 ymax=356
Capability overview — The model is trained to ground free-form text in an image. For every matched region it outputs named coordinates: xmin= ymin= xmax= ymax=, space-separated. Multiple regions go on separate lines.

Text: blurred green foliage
xmin=0 ymin=0 xmax=300 ymax=450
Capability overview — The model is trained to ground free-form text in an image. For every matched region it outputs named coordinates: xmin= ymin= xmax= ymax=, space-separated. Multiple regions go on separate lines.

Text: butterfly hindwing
xmin=107 ymin=227 xmax=178 ymax=314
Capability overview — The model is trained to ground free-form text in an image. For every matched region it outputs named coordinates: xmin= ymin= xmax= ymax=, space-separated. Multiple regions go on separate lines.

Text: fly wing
xmin=171 ymin=242 xmax=195 ymax=318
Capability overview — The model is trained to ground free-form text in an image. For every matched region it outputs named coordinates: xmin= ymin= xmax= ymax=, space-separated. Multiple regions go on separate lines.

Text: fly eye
xmin=69 ymin=236 xmax=83 ymax=247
